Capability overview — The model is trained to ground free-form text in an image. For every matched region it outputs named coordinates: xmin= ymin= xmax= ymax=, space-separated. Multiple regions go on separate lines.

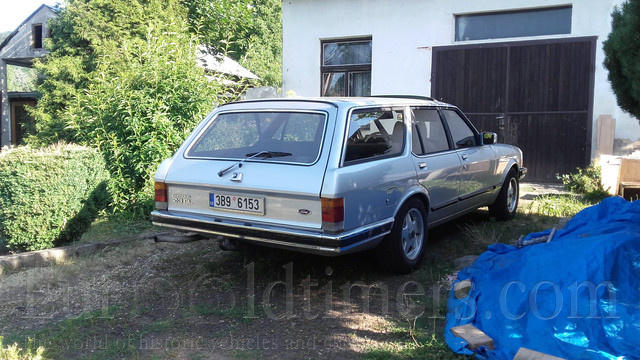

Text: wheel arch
xmin=395 ymin=186 xmax=431 ymax=221
xmin=500 ymin=160 xmax=520 ymax=184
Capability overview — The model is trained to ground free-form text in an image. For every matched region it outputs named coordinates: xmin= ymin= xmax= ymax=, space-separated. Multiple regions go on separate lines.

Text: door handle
xmin=496 ymin=114 xmax=505 ymax=128
xmin=418 ymin=162 xmax=427 ymax=169
xmin=461 ymin=154 xmax=469 ymax=160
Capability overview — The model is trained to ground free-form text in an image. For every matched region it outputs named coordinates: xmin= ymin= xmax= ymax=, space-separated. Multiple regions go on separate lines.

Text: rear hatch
xmin=161 ymin=101 xmax=338 ymax=230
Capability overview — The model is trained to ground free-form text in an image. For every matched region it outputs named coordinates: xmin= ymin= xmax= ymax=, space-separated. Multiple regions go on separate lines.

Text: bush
xmin=65 ymin=26 xmax=241 ymax=216
xmin=0 ymin=144 xmax=110 ymax=251
xmin=0 ymin=337 xmax=44 ymax=360
xmin=557 ymin=165 xmax=610 ymax=202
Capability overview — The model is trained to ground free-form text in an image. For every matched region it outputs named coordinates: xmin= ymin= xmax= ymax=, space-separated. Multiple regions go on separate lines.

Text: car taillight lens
xmin=321 ymin=197 xmax=344 ymax=232
xmin=155 ymin=182 xmax=168 ymax=209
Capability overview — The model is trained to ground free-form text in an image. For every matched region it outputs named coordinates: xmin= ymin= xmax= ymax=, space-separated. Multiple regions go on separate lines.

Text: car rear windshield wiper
xmin=217 ymin=151 xmax=293 ymax=177
xmin=245 ymin=151 xmax=292 ymax=158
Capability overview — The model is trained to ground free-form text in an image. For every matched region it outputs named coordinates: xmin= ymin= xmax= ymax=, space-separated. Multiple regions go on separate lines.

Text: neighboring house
xmin=0 ymin=4 xmax=56 ymax=148
xmin=282 ymin=0 xmax=640 ymax=181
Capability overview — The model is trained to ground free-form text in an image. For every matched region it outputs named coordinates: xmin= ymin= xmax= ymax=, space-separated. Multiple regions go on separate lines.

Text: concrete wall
xmin=282 ymin=0 xmax=640 ymax=158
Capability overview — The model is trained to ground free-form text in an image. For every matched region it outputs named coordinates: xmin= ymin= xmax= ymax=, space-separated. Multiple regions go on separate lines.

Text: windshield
xmin=186 ymin=111 xmax=327 ymax=164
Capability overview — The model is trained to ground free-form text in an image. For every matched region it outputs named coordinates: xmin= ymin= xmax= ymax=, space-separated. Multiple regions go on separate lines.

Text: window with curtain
xmin=321 ymin=38 xmax=371 ymax=97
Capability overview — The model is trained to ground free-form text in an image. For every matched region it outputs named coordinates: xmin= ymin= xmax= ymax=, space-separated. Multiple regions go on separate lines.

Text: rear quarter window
xmin=344 ymin=109 xmax=405 ymax=164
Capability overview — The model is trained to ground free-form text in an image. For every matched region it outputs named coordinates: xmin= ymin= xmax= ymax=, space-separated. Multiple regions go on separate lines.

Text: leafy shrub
xmin=0 ymin=337 xmax=44 ymax=360
xmin=557 ymin=165 xmax=610 ymax=202
xmin=0 ymin=144 xmax=110 ymax=251
xmin=65 ymin=26 xmax=241 ymax=216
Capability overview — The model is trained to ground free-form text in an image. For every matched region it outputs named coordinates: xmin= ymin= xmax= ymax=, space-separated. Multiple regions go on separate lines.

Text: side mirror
xmin=481 ymin=132 xmax=498 ymax=145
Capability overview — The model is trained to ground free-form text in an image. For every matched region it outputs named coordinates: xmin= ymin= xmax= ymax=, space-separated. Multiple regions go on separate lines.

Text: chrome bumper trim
xmin=150 ymin=210 xmax=393 ymax=255
xmin=519 ymin=167 xmax=528 ymax=180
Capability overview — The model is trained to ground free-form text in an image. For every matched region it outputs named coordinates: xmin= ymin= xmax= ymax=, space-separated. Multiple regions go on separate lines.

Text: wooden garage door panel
xmin=509 ymin=114 xmax=589 ymax=181
xmin=509 ymin=41 xmax=593 ymax=112
xmin=432 ymin=37 xmax=595 ymax=181
xmin=466 ymin=114 xmax=503 ymax=137
xmin=432 ymin=46 xmax=508 ymax=114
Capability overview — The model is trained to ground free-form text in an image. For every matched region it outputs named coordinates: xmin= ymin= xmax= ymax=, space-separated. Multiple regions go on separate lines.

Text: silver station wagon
xmin=152 ymin=97 xmax=526 ymax=273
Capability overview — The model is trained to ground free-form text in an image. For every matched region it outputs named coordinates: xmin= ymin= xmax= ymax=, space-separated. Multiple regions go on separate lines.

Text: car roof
xmin=220 ymin=96 xmax=452 ymax=109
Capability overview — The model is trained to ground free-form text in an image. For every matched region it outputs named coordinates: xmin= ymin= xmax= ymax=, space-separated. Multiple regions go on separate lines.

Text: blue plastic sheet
xmin=445 ymin=197 xmax=640 ymax=360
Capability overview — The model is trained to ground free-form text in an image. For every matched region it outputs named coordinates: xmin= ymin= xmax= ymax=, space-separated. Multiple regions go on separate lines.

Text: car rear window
xmin=186 ymin=111 xmax=327 ymax=164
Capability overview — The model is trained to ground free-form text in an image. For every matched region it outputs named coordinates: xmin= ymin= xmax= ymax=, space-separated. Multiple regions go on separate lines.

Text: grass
xmin=0 ymin=187 xmax=607 ymax=360
xmin=140 ymin=319 xmax=176 ymax=336
xmin=79 ymin=212 xmax=161 ymax=244
xmin=361 ymin=191 xmax=604 ymax=359
xmin=524 ymin=193 xmax=600 ymax=218
xmin=4 ymin=306 xmax=140 ymax=360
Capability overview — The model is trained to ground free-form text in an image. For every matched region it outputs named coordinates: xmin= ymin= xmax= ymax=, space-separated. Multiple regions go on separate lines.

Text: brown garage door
xmin=432 ymin=37 xmax=596 ymax=181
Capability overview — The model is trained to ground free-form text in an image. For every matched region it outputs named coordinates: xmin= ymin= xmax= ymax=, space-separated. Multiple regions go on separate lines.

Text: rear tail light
xmin=155 ymin=182 xmax=168 ymax=210
xmin=321 ymin=197 xmax=344 ymax=232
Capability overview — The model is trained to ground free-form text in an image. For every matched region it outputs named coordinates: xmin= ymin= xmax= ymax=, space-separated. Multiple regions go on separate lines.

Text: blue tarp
xmin=445 ymin=197 xmax=640 ymax=360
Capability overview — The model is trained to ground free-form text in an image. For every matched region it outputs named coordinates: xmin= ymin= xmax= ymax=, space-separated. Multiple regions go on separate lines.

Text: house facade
xmin=282 ymin=0 xmax=640 ymax=181
xmin=0 ymin=4 xmax=57 ymax=148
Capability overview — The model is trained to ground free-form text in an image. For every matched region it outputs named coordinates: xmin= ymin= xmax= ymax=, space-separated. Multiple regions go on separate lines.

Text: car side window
xmin=411 ymin=108 xmax=450 ymax=155
xmin=441 ymin=110 xmax=476 ymax=149
xmin=344 ymin=109 xmax=405 ymax=163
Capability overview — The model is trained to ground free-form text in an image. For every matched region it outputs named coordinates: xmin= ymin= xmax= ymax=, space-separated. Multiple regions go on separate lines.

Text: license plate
xmin=209 ymin=193 xmax=265 ymax=215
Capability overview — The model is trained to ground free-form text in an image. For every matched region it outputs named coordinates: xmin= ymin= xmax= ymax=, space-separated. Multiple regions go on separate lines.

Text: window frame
xmin=454 ymin=6 xmax=572 ymax=42
xmin=184 ymin=110 xmax=329 ymax=166
xmin=320 ymin=37 xmax=372 ymax=97
xmin=341 ymin=106 xmax=406 ymax=166
xmin=32 ymin=24 xmax=43 ymax=49
xmin=439 ymin=108 xmax=481 ymax=149
xmin=410 ymin=106 xmax=453 ymax=156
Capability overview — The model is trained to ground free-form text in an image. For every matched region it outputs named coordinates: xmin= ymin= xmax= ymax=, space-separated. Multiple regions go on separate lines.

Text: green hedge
xmin=0 ymin=144 xmax=110 ymax=251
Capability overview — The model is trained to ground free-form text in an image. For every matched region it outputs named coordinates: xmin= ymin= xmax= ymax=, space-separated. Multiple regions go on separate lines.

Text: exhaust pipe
xmin=217 ymin=236 xmax=244 ymax=251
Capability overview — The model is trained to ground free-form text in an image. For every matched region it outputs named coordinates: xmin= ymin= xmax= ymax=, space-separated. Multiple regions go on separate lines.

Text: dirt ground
xmin=0 ymin=223 xmax=481 ymax=359
xmin=0 ymin=187 xmax=566 ymax=359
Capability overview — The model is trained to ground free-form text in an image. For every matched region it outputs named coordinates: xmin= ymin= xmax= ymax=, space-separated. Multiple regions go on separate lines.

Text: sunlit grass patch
xmin=525 ymin=194 xmax=594 ymax=218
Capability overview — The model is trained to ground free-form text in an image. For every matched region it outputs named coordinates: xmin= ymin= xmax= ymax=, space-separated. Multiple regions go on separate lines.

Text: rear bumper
xmin=150 ymin=210 xmax=393 ymax=256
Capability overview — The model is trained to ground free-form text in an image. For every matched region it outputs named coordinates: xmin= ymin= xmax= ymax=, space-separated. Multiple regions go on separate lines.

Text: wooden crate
xmin=619 ymin=158 xmax=640 ymax=201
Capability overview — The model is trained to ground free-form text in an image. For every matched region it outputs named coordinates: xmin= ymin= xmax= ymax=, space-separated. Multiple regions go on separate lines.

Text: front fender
xmin=492 ymin=145 xmax=524 ymax=184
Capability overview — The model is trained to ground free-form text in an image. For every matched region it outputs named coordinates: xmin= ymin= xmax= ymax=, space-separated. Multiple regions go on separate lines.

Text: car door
xmin=440 ymin=109 xmax=498 ymax=208
xmin=410 ymin=107 xmax=462 ymax=224
xmin=333 ymin=107 xmax=417 ymax=231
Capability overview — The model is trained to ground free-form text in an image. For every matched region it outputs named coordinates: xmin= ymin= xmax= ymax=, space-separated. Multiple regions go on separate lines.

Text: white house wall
xmin=283 ymin=0 xmax=640 ymax=157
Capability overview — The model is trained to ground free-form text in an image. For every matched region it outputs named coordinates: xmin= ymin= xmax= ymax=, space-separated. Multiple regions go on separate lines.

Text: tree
xmin=603 ymin=0 xmax=640 ymax=124
xmin=66 ymin=27 xmax=236 ymax=214
xmin=241 ymin=0 xmax=283 ymax=86
xmin=7 ymin=65 xmax=38 ymax=92
xmin=30 ymin=0 xmax=189 ymax=145
xmin=184 ymin=0 xmax=282 ymax=86
xmin=31 ymin=0 xmax=244 ymax=214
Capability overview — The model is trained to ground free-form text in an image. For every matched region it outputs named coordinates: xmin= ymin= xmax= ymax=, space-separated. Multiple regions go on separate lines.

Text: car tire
xmin=376 ymin=198 xmax=427 ymax=274
xmin=489 ymin=169 xmax=519 ymax=221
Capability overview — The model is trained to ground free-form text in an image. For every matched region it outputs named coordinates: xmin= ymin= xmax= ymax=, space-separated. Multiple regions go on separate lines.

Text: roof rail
xmin=369 ymin=95 xmax=435 ymax=101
